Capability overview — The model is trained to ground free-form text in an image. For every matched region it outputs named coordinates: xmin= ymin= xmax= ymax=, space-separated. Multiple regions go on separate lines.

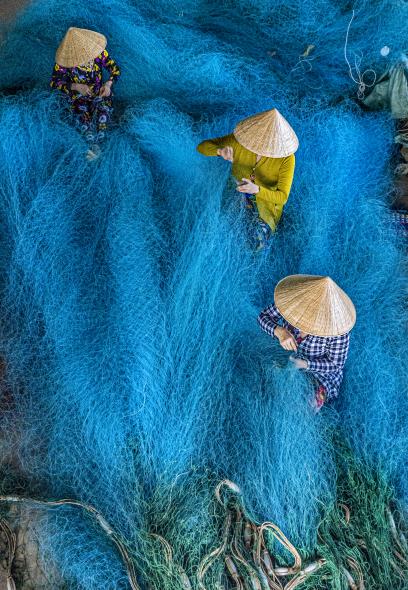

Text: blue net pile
xmin=0 ymin=0 xmax=407 ymax=588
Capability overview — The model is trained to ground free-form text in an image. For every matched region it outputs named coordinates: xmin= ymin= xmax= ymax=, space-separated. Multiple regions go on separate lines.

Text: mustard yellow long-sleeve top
xmin=197 ymin=134 xmax=295 ymax=230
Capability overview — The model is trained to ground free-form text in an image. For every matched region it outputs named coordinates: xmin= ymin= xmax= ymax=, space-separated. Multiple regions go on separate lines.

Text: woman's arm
xmin=257 ymin=304 xmax=283 ymax=337
xmin=197 ymin=134 xmax=236 ymax=156
xmin=50 ymin=64 xmax=71 ymax=95
xmin=256 ymin=154 xmax=295 ymax=208
xmin=99 ymin=49 xmax=121 ymax=83
xmin=306 ymin=333 xmax=350 ymax=373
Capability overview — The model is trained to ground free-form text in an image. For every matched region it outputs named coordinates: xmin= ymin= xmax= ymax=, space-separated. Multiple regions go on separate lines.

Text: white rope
xmin=344 ymin=9 xmax=377 ymax=100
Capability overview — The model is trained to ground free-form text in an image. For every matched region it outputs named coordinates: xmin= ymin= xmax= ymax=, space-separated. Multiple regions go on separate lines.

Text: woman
xmin=50 ymin=27 xmax=121 ymax=160
xmin=197 ymin=108 xmax=298 ymax=250
xmin=258 ymin=274 xmax=356 ymax=410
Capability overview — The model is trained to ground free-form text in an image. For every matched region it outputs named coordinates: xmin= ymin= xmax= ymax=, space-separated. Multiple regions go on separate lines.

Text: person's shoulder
xmin=226 ymin=133 xmax=239 ymax=146
xmin=266 ymin=153 xmax=295 ymax=166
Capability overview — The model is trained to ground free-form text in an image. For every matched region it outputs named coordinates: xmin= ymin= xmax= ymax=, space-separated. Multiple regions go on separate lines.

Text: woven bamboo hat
xmin=274 ymin=275 xmax=356 ymax=337
xmin=56 ymin=27 xmax=107 ymax=68
xmin=233 ymin=108 xmax=299 ymax=157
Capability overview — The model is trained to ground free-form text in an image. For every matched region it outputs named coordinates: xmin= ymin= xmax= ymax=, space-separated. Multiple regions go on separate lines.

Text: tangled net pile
xmin=0 ymin=0 xmax=408 ymax=588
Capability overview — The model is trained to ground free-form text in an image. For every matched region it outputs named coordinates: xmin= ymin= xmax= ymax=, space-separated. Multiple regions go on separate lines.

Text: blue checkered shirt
xmin=258 ymin=303 xmax=350 ymax=399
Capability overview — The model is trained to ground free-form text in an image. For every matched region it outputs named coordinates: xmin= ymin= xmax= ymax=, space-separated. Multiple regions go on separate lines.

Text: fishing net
xmin=0 ymin=0 xmax=407 ymax=588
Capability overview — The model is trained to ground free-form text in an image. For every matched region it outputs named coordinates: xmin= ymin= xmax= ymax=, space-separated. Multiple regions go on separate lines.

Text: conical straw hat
xmin=274 ymin=275 xmax=356 ymax=337
xmin=233 ymin=108 xmax=299 ymax=157
xmin=56 ymin=28 xmax=107 ymax=68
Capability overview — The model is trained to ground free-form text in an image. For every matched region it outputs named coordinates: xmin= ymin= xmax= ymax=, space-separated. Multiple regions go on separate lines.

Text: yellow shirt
xmin=197 ymin=133 xmax=295 ymax=230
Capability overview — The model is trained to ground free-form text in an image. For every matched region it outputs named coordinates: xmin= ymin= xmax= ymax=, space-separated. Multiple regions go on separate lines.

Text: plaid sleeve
xmin=306 ymin=333 xmax=350 ymax=373
xmin=257 ymin=303 xmax=282 ymax=338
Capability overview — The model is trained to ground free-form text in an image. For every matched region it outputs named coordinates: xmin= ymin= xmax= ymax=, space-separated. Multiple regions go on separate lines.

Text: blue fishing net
xmin=0 ymin=0 xmax=407 ymax=588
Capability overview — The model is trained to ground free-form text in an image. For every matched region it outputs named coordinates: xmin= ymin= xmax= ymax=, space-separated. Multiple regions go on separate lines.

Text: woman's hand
xmin=275 ymin=326 xmax=298 ymax=351
xmin=71 ymin=83 xmax=92 ymax=96
xmin=217 ymin=146 xmax=234 ymax=162
xmin=99 ymin=81 xmax=113 ymax=97
xmin=236 ymin=178 xmax=260 ymax=194
xmin=289 ymin=355 xmax=308 ymax=370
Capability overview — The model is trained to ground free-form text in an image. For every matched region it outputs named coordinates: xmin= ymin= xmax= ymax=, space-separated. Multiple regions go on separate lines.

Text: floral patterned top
xmin=50 ymin=50 xmax=121 ymax=98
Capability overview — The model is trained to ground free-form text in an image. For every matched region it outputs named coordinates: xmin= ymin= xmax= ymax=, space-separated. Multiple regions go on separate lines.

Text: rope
xmin=0 ymin=495 xmax=141 ymax=590
xmin=344 ymin=9 xmax=377 ymax=99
